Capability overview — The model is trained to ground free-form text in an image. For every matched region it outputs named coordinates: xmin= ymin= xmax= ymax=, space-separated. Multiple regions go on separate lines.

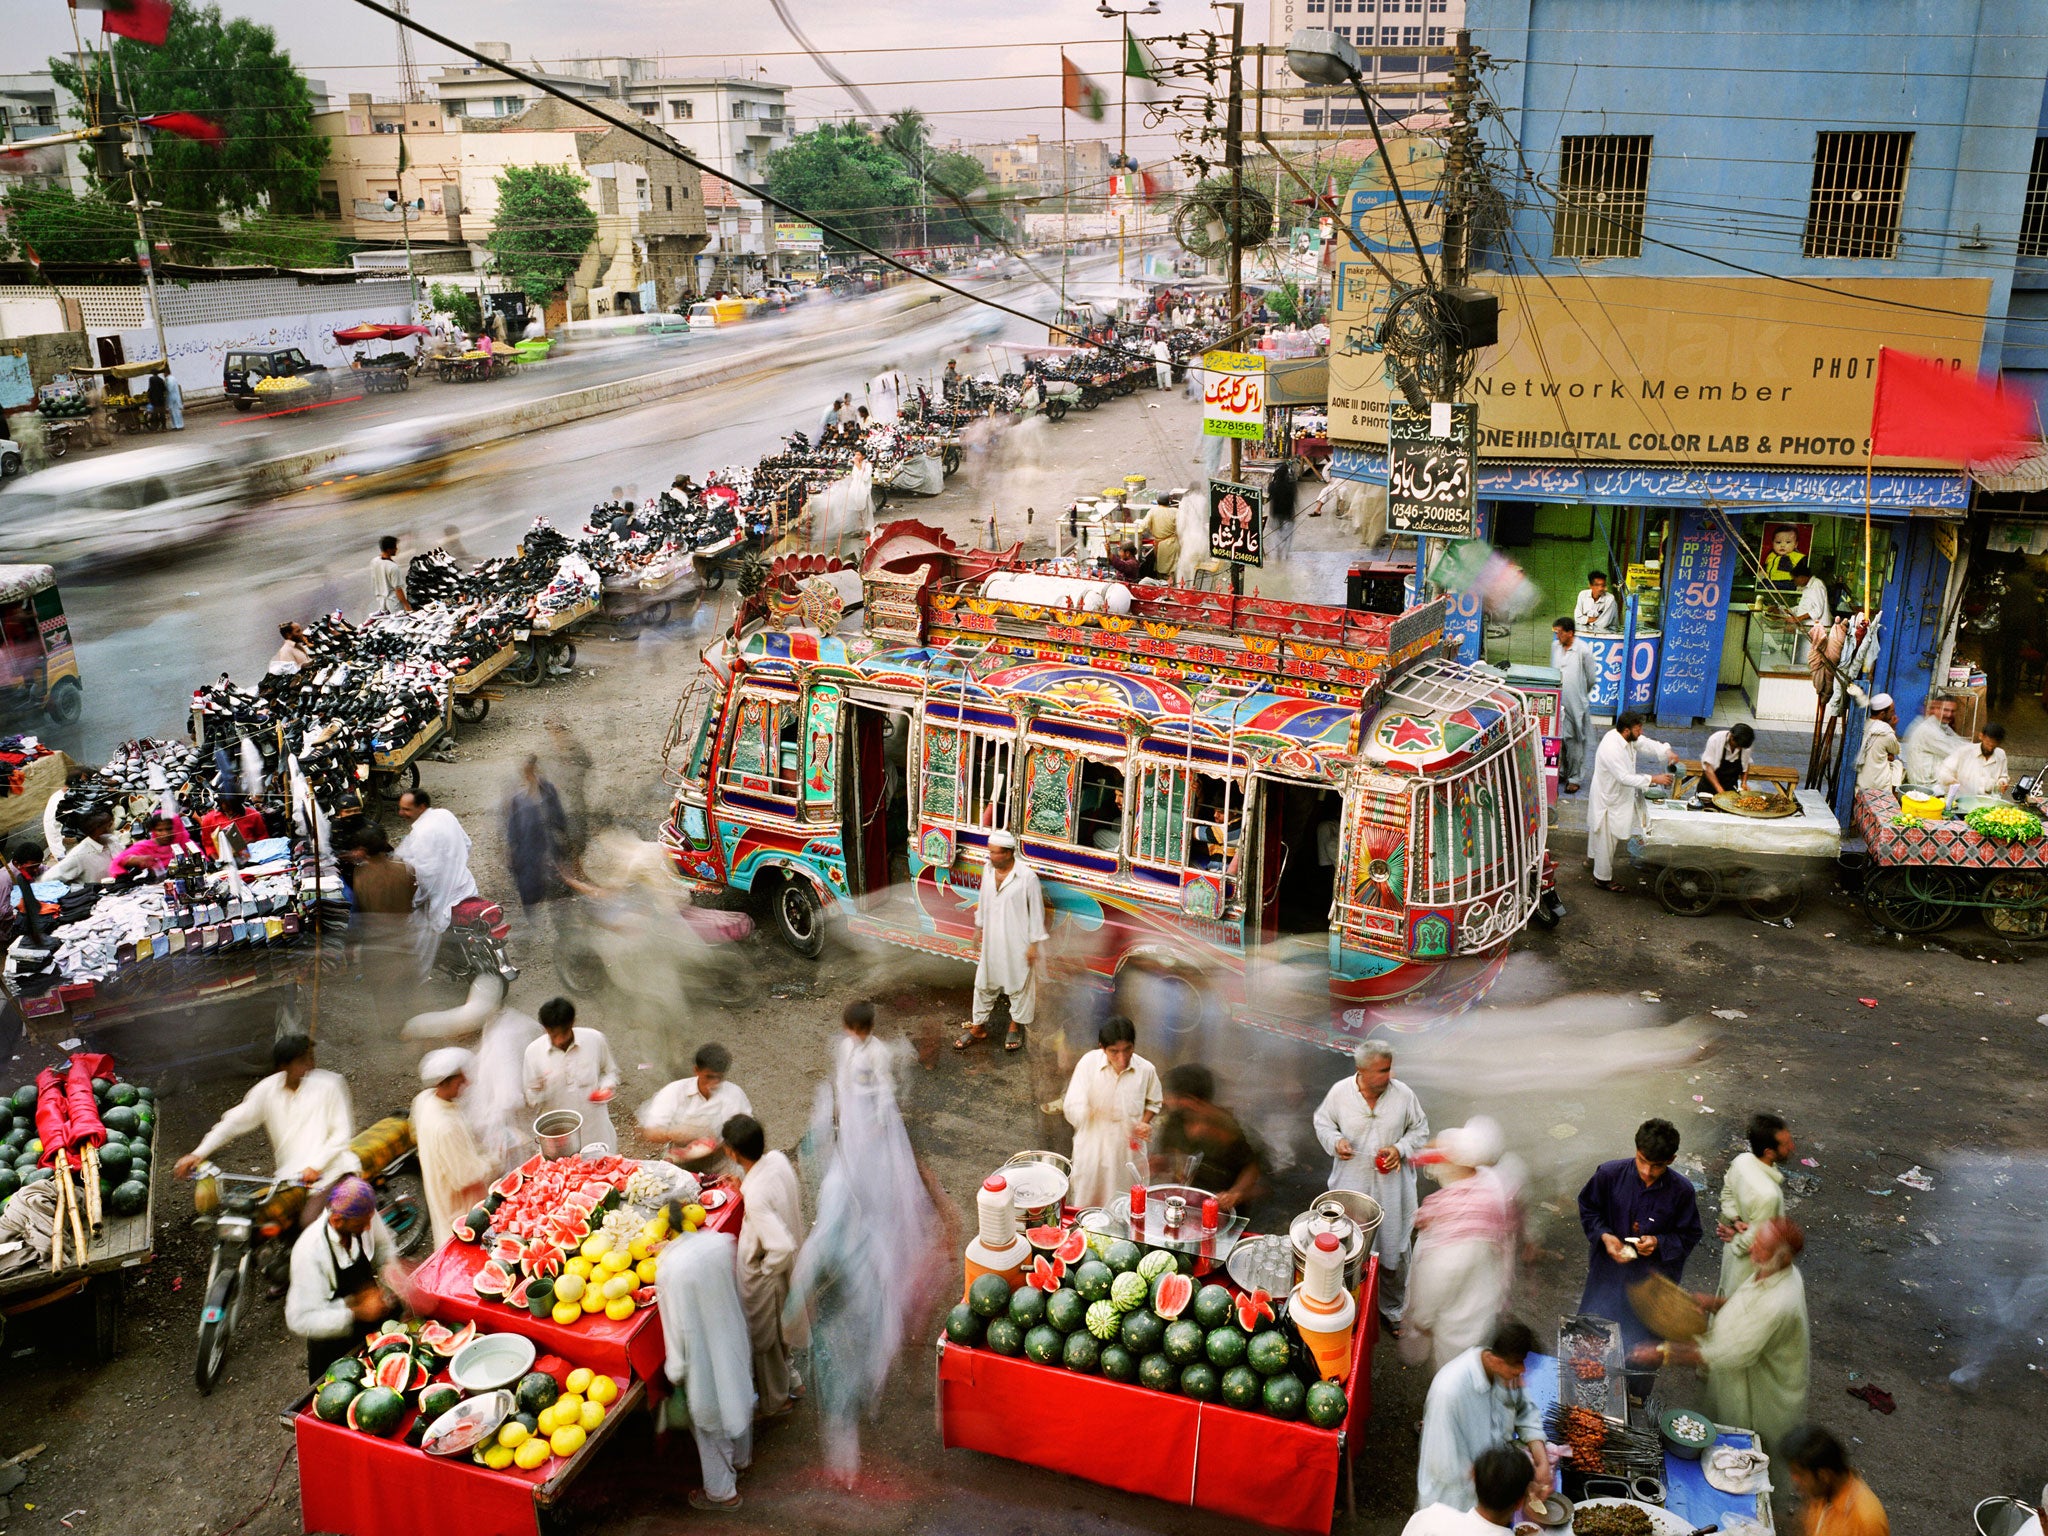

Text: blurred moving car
xmin=311 ymin=414 xmax=465 ymax=498
xmin=0 ymin=441 xmax=255 ymax=568
xmin=223 ymin=347 xmax=334 ymax=411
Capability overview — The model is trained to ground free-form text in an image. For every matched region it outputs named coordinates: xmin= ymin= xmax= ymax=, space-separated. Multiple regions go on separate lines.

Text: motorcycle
xmin=437 ymin=895 xmax=517 ymax=985
xmin=189 ymin=1151 xmax=425 ymax=1394
xmin=555 ymin=889 xmax=752 ymax=1008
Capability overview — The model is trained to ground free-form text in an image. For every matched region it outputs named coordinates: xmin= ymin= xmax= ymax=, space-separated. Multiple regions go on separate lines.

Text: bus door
xmin=842 ymin=696 xmax=908 ymax=896
xmin=1252 ymin=775 xmax=1345 ymax=942
xmin=662 ymin=673 xmax=729 ymax=885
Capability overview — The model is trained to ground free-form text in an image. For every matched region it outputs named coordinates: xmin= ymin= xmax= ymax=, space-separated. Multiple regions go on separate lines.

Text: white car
xmin=0 ymin=441 xmax=253 ymax=568
xmin=0 ymin=437 xmax=19 ymax=477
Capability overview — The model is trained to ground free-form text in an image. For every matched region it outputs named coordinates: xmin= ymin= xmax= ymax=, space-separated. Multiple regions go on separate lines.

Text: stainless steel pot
xmin=534 ymin=1109 xmax=584 ymax=1158
xmin=1291 ymin=1192 xmax=1381 ymax=1292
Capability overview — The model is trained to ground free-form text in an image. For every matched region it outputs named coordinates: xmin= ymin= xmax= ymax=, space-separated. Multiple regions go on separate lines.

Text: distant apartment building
xmin=427 ymin=48 xmax=791 ymax=182
xmin=699 ymin=174 xmax=779 ymax=292
xmin=1263 ymin=0 xmax=1464 ymax=135
xmin=0 ymin=72 xmax=93 ymax=198
xmin=960 ymin=136 xmax=1120 ymax=199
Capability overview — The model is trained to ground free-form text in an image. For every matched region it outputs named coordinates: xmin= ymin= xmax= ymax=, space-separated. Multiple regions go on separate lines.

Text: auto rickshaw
xmin=0 ymin=564 xmax=82 ymax=723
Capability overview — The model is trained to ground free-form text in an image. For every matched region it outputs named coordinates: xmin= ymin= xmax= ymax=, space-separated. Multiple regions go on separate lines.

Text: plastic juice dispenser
xmin=962 ymin=1172 xmax=1031 ymax=1300
xmin=1291 ymin=1231 xmax=1357 ymax=1382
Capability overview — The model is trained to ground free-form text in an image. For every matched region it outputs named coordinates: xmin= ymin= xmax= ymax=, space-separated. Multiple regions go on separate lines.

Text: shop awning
xmin=332 ymin=323 xmax=431 ymax=343
xmin=74 ymin=360 xmax=167 ymax=379
xmin=1969 ymin=447 xmax=2048 ymax=495
xmin=1265 ymin=356 xmax=1327 ymax=409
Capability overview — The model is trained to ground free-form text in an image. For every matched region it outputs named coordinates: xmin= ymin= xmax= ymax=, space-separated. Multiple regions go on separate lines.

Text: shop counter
xmin=938 ymin=1259 xmax=1377 ymax=1533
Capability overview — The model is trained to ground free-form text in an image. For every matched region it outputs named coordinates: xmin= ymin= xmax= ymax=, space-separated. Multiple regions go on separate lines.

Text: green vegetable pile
xmin=1965 ymin=803 xmax=2043 ymax=843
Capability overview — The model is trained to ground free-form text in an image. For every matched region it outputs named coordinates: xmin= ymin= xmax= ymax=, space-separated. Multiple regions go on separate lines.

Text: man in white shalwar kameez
xmin=396 ymin=791 xmax=478 ymax=972
xmin=1062 ymin=1016 xmax=1162 ymax=1209
xmin=412 ymin=1049 xmax=494 ymax=1248
xmin=522 ymin=998 xmax=619 ymax=1150
xmin=1853 ymin=693 xmax=1904 ymax=794
xmin=1402 ymin=1120 xmax=1521 ymax=1374
xmin=1936 ymin=724 xmax=2011 ymax=797
xmin=959 ymin=830 xmax=1046 ymax=1051
xmin=1586 ymin=712 xmax=1674 ymax=888
xmin=1313 ymin=1040 xmax=1430 ymax=1325
xmin=176 ymin=1035 xmax=358 ymax=1190
xmin=723 ymin=1112 xmax=806 ymax=1417
xmin=1718 ymin=1112 xmax=1790 ymax=1296
xmin=1415 ymin=1320 xmax=1552 ymax=1512
xmin=657 ymin=1223 xmax=757 ymax=1511
xmin=1550 ymin=618 xmax=1601 ymax=794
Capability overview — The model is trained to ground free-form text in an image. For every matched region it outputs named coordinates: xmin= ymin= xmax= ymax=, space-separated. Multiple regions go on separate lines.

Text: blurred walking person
xmin=543 ymin=720 xmax=595 ymax=865
xmin=504 ymin=755 xmax=569 ymax=941
xmin=346 ymin=821 xmax=417 ymax=1028
xmin=1401 ymin=1118 xmax=1521 ymax=1372
xmin=396 ymin=789 xmax=477 ymax=974
xmin=412 ymin=1048 xmax=493 ymax=1248
xmin=1062 ymin=1016 xmax=1162 ymax=1208
xmin=656 ymin=1212 xmax=757 ymax=1510
xmin=371 ymin=534 xmax=411 ymax=615
xmin=1314 ymin=1041 xmax=1429 ymax=1331
xmin=1782 ymin=1425 xmax=1889 ymax=1536
xmin=1151 ymin=1064 xmax=1262 ymax=1215
xmin=723 ymin=1112 xmax=806 ymax=1419
xmin=1719 ymin=1112 xmax=1792 ymax=1295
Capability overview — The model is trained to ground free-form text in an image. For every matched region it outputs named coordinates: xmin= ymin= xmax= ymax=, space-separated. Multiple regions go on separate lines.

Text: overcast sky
xmin=19 ymin=0 xmax=1219 ymax=164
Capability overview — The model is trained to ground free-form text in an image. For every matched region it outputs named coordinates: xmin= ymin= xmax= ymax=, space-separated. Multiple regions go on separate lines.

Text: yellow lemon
xmin=682 ymin=1204 xmax=707 ymax=1227
xmin=549 ymin=1423 xmax=586 ymax=1457
xmin=600 ymin=1250 xmax=631 ymax=1275
xmin=682 ymin=1217 xmax=700 ymax=1233
xmin=498 ymin=1420 xmax=530 ymax=1449
xmin=552 ymin=1272 xmax=587 ymax=1303
xmin=565 ymin=1367 xmax=594 ymax=1395
xmin=483 ymin=1443 xmax=517 ymax=1470
xmin=627 ymin=1237 xmax=651 ymax=1263
xmin=635 ymin=1256 xmax=660 ymax=1285
xmin=537 ymin=1403 xmax=560 ymax=1434
xmin=514 ymin=1437 xmax=552 ymax=1471
xmin=579 ymin=1233 xmax=612 ymax=1260
xmin=605 ymin=1295 xmax=636 ymax=1321
xmin=581 ymin=1287 xmax=607 ymax=1313
xmin=551 ymin=1300 xmax=581 ymax=1327
xmin=602 ymin=1273 xmax=634 ymax=1301
xmin=586 ymin=1375 xmax=618 ymax=1406
xmin=565 ymin=1256 xmax=594 ymax=1280
xmin=579 ymin=1398 xmax=607 ymax=1430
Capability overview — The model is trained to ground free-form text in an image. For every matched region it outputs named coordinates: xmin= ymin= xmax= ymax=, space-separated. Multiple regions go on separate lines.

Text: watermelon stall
xmin=937 ymin=1206 xmax=1378 ymax=1533
xmin=291 ymin=1151 xmax=744 ymax=1536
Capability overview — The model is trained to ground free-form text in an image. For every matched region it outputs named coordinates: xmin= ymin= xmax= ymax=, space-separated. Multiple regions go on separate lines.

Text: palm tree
xmin=882 ymin=108 xmax=928 ymax=160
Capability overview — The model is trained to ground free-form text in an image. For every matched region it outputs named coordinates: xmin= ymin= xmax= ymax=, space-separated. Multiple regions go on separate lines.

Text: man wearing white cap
xmin=412 ymin=1048 xmax=495 ymax=1247
xmin=956 ymin=830 xmax=1046 ymax=1053
xmin=1401 ymin=1118 xmax=1523 ymax=1374
xmin=1854 ymin=693 xmax=1903 ymax=794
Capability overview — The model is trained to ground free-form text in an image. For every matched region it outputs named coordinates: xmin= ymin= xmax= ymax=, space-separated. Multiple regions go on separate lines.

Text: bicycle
xmin=189 ymin=1151 xmax=425 ymax=1395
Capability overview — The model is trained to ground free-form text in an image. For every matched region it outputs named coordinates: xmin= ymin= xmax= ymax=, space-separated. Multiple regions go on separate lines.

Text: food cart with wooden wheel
xmin=1633 ymin=784 xmax=1842 ymax=921
xmin=1852 ymin=789 xmax=2048 ymax=938
xmin=369 ymin=698 xmax=453 ymax=801
xmin=451 ymin=641 xmax=518 ymax=724
xmin=508 ymin=595 xmax=598 ymax=686
xmin=0 ymin=1137 xmax=157 ymax=1364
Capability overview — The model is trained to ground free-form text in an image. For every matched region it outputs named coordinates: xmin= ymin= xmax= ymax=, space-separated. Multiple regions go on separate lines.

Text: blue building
xmin=1326 ymin=0 xmax=2048 ymax=797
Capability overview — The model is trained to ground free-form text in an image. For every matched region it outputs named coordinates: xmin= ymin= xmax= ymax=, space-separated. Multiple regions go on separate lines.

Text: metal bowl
xmin=448 ymin=1331 xmax=537 ymax=1393
xmin=422 ymin=1388 xmax=514 ymax=1457
xmin=534 ymin=1109 xmax=583 ymax=1159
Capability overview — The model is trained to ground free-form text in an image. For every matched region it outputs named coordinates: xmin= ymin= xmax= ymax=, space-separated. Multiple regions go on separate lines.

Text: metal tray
xmin=1225 ymin=1233 xmax=1296 ymax=1296
xmin=422 ymin=1387 xmax=514 ymax=1457
xmin=1558 ymin=1313 xmax=1627 ymax=1427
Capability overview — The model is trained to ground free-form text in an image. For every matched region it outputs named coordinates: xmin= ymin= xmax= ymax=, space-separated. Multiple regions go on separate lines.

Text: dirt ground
xmin=4 ymin=379 xmax=2043 ymax=1535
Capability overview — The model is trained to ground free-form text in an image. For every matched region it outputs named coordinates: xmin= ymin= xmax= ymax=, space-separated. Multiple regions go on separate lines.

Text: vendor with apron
xmin=285 ymin=1175 xmax=401 ymax=1381
xmin=1699 ymin=722 xmax=1756 ymax=795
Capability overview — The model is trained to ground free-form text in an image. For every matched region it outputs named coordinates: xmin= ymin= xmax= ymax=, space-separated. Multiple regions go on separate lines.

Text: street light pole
xmin=1223 ymin=0 xmax=1245 ymax=600
xmin=1097 ymin=0 xmax=1160 ymax=289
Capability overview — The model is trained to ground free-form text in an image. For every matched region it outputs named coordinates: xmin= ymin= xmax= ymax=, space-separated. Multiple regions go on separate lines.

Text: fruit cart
xmin=1852 ymin=788 xmax=2048 ymax=938
xmin=0 ymin=1077 xmax=159 ymax=1364
xmin=451 ymin=640 xmax=519 ymax=725
xmin=1632 ymin=786 xmax=1842 ymax=922
xmin=507 ymin=595 xmax=599 ymax=687
xmin=938 ymin=1252 xmax=1378 ymax=1534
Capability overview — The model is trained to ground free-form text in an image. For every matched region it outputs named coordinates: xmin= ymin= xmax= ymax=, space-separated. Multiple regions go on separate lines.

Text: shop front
xmin=1952 ymin=494 xmax=2048 ymax=774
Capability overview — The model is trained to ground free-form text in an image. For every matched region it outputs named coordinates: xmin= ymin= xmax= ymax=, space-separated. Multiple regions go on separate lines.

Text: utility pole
xmin=104 ymin=49 xmax=171 ymax=372
xmin=1224 ymin=0 xmax=1245 ymax=599
xmin=1441 ymin=28 xmax=1476 ymax=288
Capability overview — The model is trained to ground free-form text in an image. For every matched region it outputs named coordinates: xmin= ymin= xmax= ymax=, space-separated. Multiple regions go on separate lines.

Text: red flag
xmin=142 ymin=111 xmax=224 ymax=145
xmin=1869 ymin=346 xmax=2034 ymax=463
xmin=76 ymin=0 xmax=174 ymax=47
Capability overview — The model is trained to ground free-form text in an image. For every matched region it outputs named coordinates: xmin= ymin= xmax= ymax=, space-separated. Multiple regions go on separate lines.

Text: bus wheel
xmin=769 ymin=876 xmax=826 ymax=959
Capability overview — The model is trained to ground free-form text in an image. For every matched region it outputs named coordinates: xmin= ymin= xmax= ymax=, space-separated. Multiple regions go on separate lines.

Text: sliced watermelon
xmin=633 ymin=1285 xmax=658 ymax=1309
xmin=1152 ymin=1271 xmax=1195 ymax=1320
xmin=472 ymin=1259 xmax=514 ymax=1298
xmin=1024 ymin=1224 xmax=1065 ymax=1251
xmin=1054 ymin=1229 xmax=1090 ymax=1267
xmin=1234 ymin=1287 xmax=1276 ymax=1332
xmin=1026 ymin=1254 xmax=1065 ymax=1291
xmin=447 ymin=1322 xmax=478 ymax=1354
xmin=373 ymin=1352 xmax=413 ymax=1392
xmin=416 ymin=1321 xmax=457 ymax=1356
xmin=506 ymin=1277 xmax=534 ymax=1309
xmin=409 ymin=1357 xmax=433 ymax=1392
xmin=491 ymin=1169 xmax=525 ymax=1200
xmin=518 ymin=1153 xmax=546 ymax=1178
xmin=491 ymin=1235 xmax=526 ymax=1267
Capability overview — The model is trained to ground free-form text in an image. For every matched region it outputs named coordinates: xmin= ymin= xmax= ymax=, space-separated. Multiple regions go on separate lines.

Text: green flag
xmin=397 ymin=128 xmax=410 ymax=175
xmin=1124 ymin=25 xmax=1161 ymax=101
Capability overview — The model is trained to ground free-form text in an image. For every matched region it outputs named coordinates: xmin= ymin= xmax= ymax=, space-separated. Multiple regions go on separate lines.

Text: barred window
xmin=720 ymin=694 xmax=800 ymax=808
xmin=1803 ymin=131 xmax=1912 ymax=259
xmin=2020 ymin=137 xmax=2048 ymax=257
xmin=1552 ymin=134 xmax=1652 ymax=259
xmin=920 ymin=726 xmax=1012 ymax=830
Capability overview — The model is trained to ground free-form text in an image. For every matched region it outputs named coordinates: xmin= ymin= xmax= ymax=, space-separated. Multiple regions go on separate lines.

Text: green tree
xmin=215 ymin=212 xmax=351 ymax=269
xmin=0 ymin=185 xmax=137 ymax=265
xmin=766 ymin=123 xmax=920 ymax=251
xmin=428 ymin=282 xmax=483 ymax=336
xmin=51 ymin=1 xmax=327 ymax=247
xmin=485 ymin=166 xmax=597 ymax=306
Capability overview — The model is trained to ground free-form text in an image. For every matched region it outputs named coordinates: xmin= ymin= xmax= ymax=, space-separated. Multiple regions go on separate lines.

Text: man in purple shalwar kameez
xmin=1576 ymin=1117 xmax=1704 ymax=1391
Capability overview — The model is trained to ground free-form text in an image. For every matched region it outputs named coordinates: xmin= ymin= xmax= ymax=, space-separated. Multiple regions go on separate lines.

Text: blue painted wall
xmin=1471 ymin=0 xmax=2048 ymax=371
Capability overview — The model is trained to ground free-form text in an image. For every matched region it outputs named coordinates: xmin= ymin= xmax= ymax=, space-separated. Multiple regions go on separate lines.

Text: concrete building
xmin=1324 ymin=0 xmax=2048 ymax=797
xmin=0 ymin=71 xmax=93 ymax=197
xmin=699 ymin=175 xmax=780 ymax=292
xmin=427 ymin=50 xmax=791 ymax=182
xmin=1263 ymin=0 xmax=1463 ymax=138
xmin=314 ymin=94 xmax=709 ymax=316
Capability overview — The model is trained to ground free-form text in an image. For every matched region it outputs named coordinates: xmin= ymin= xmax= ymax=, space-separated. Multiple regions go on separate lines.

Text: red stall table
xmin=938 ymin=1258 xmax=1378 ymax=1534
xmin=409 ymin=1180 xmax=744 ymax=1384
xmin=294 ymin=1359 xmax=643 ymax=1536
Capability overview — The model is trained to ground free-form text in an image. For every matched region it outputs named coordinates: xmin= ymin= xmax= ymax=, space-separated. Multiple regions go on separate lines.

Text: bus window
xmin=919 ymin=726 xmax=1011 ymax=830
xmin=1021 ymin=745 xmax=1081 ymax=840
xmin=720 ymin=694 xmax=799 ymax=810
xmin=1132 ymin=764 xmax=1239 ymax=873
xmin=1076 ymin=761 xmax=1126 ymax=851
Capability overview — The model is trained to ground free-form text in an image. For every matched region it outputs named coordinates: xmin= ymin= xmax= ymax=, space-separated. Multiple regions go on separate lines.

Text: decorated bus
xmin=660 ymin=522 xmax=1555 ymax=1050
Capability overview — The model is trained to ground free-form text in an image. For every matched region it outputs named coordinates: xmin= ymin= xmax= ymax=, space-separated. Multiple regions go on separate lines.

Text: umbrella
xmin=333 ymin=323 xmax=431 ymax=344
xmin=63 ymin=1053 xmax=113 ymax=1152
xmin=33 ymin=1068 xmax=72 ymax=1167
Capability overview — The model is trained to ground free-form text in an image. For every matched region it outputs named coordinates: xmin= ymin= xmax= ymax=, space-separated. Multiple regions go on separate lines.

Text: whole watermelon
xmin=514 ymin=1372 xmax=560 ymax=1416
xmin=102 ymin=1106 xmax=139 ymax=1136
xmin=945 ymin=1304 xmax=985 ymax=1345
xmin=1062 ymin=1331 xmax=1101 ymax=1373
xmin=1220 ymin=1365 xmax=1262 ymax=1410
xmin=968 ymin=1273 xmax=1013 ymax=1319
xmin=98 ymin=1142 xmax=133 ymax=1177
xmin=1180 ymin=1361 xmax=1220 ymax=1401
xmin=1135 ymin=1248 xmax=1175 ymax=1284
xmin=1007 ymin=1285 xmax=1048 ymax=1329
xmin=1023 ymin=1325 xmax=1064 ymax=1365
xmin=1101 ymin=1239 xmax=1142 ymax=1275
xmin=314 ymin=1378 xmax=362 ymax=1423
xmin=109 ymin=1181 xmax=149 ymax=1218
xmin=1098 ymin=1343 xmax=1137 ymax=1382
xmin=0 ymin=1168 xmax=18 ymax=1201
xmin=1120 ymin=1308 xmax=1165 ymax=1356
xmin=1137 ymin=1353 xmax=1178 ymax=1392
xmin=984 ymin=1317 xmax=1025 ymax=1356
xmin=322 ymin=1357 xmax=367 ymax=1386
xmin=1262 ymin=1374 xmax=1306 ymax=1419
xmin=1205 ymin=1327 xmax=1248 ymax=1370
xmin=1247 ymin=1330 xmax=1292 ymax=1376
xmin=1045 ymin=1288 xmax=1088 ymax=1334
xmin=1109 ymin=1271 xmax=1148 ymax=1312
xmin=1305 ymin=1380 xmax=1347 ymax=1428
xmin=417 ymin=1384 xmax=464 ymax=1424
xmin=1071 ymin=1260 xmax=1114 ymax=1303
xmin=107 ymin=1083 xmax=140 ymax=1109
xmin=1162 ymin=1320 xmax=1205 ymax=1366
xmin=347 ymin=1385 xmax=406 ymax=1437
xmin=1085 ymin=1300 xmax=1121 ymax=1341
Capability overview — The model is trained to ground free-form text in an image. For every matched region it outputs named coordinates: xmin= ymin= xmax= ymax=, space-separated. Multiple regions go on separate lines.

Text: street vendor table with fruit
xmin=1853 ymin=787 xmax=2048 ymax=938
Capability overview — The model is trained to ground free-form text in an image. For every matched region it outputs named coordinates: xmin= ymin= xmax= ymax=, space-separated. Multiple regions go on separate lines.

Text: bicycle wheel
xmin=194 ymin=1260 xmax=244 ymax=1394
xmin=379 ymin=1173 xmax=430 ymax=1258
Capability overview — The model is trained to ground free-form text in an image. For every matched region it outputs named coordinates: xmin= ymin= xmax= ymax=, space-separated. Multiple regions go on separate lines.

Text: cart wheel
xmin=1047 ymin=398 xmax=1069 ymax=423
xmin=378 ymin=1172 xmax=430 ymax=1259
xmin=1984 ymin=873 xmax=2048 ymax=940
xmin=544 ymin=640 xmax=577 ymax=678
xmin=508 ymin=641 xmax=544 ymax=686
xmin=47 ymin=432 xmax=67 ymax=459
xmin=45 ymin=676 xmax=83 ymax=725
xmin=194 ymin=1264 xmax=242 ymax=1394
xmin=1080 ymin=391 xmax=1100 ymax=411
xmin=453 ymin=694 xmax=490 ymax=724
xmin=1862 ymin=867 xmax=1969 ymax=935
xmin=1655 ymin=863 xmax=1721 ymax=917
xmin=398 ymin=374 xmax=411 ymax=391
xmin=1738 ymin=870 xmax=1804 ymax=924
xmin=769 ymin=875 xmax=827 ymax=959
xmin=88 ymin=1276 xmax=123 ymax=1364
xmin=942 ymin=445 xmax=962 ymax=476
xmin=640 ymin=600 xmax=673 ymax=630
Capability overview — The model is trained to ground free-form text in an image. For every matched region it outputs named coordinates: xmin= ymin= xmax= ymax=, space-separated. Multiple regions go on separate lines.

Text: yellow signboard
xmin=1202 ymin=350 xmax=1267 ymax=440
xmin=1333 ymin=269 xmax=1992 ymax=469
